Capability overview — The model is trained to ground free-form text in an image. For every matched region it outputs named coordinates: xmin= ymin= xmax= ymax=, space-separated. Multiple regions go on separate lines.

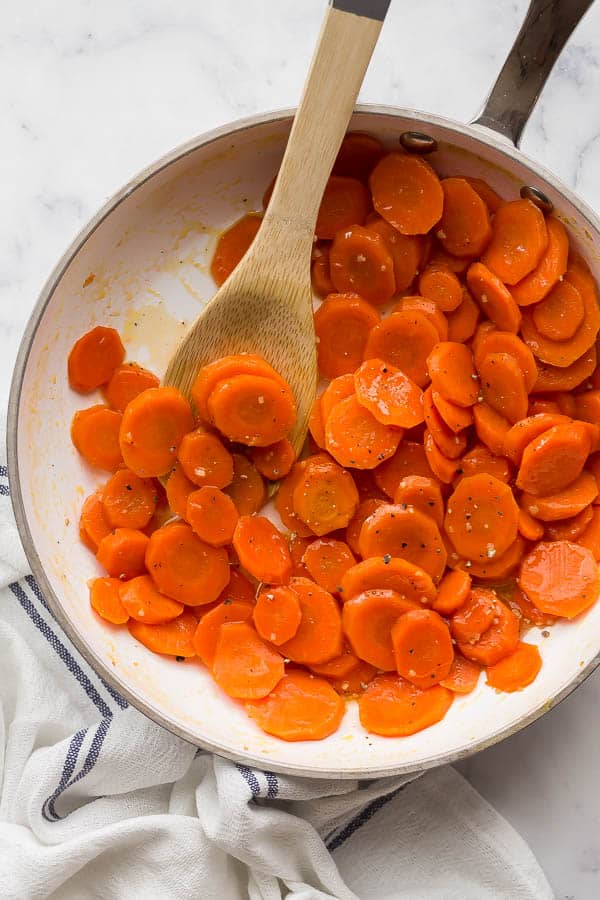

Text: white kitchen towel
xmin=0 ymin=429 xmax=553 ymax=900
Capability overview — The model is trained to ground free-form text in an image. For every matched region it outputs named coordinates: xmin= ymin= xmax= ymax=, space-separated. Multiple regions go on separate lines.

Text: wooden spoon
xmin=164 ymin=0 xmax=391 ymax=452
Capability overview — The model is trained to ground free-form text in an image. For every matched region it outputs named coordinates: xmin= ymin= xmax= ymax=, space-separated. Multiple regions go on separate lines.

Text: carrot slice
xmin=463 ymin=177 xmax=505 ymax=213
xmin=333 ymin=131 xmax=384 ymax=180
xmin=393 ymin=296 xmax=449 ymax=342
xmin=446 ymin=290 xmax=480 ymax=343
xmin=89 ymin=577 xmax=130 ymax=625
xmin=301 ymin=538 xmax=356 ymax=593
xmin=576 ymin=390 xmax=600 ymax=427
xmin=393 ymin=474 xmax=444 ymax=527
xmin=292 ymin=455 xmax=359 ymax=536
xmin=503 ymin=413 xmax=571 ymax=465
xmin=320 ymin=373 xmax=355 ymax=423
xmin=146 ymin=521 xmax=229 ymax=605
xmin=472 ymin=329 xmax=538 ymax=393
xmin=210 ymin=214 xmax=262 ymax=286
xmin=424 ymin=429 xmax=459 ymax=484
xmin=219 ymin=568 xmax=256 ymax=604
xmin=354 ymin=358 xmax=424 ymax=429
xmin=374 ymin=440 xmax=434 ymax=498
xmin=527 ymin=398 xmax=563 ymax=415
xmin=486 ymin=641 xmax=542 ymax=692
xmin=311 ymin=246 xmax=335 ymax=298
xmin=314 ymin=293 xmax=380 ymax=379
xmin=545 ymin=504 xmax=594 ymax=541
xmin=329 ymin=225 xmax=396 ymax=305
xmin=278 ymin=577 xmax=343 ymax=664
xmin=186 ymin=486 xmax=239 ymax=546
xmin=118 ymin=574 xmax=183 ymax=624
xmin=518 ymin=506 xmax=545 ymax=541
xmin=519 ymin=540 xmax=599 ymax=618
xmin=522 ymin=291 xmax=600 ymax=372
xmin=308 ymin=396 xmax=326 ymax=451
xmin=96 ymin=528 xmax=149 ymax=580
xmin=331 ymin=660 xmax=377 ymax=695
xmin=192 ymin=354 xmax=286 ymax=422
xmin=458 ymin=600 xmax=519 ymax=665
xmin=325 ymin=395 xmax=402 ymax=470
xmin=103 ymin=363 xmax=160 ymax=412
xmin=370 ymin=153 xmax=443 ymax=235
xmin=511 ymin=217 xmax=569 ymax=306
xmin=120 ymin=387 xmax=194 ymax=477
xmin=274 ymin=460 xmax=314 ymax=538
xmin=246 ymin=670 xmax=344 ymax=741
xmin=346 ymin=498 xmax=386 ymax=555
xmin=368 ymin=314 xmax=440 ymax=390
xmin=418 ymin=265 xmax=463 ymax=312
xmin=535 ymin=346 xmax=598 ymax=393
xmin=450 ymin=588 xmax=498 ymax=643
xmin=432 ymin=389 xmax=473 ymax=433
xmin=392 ymin=608 xmax=454 ymax=688
xmin=315 ymin=175 xmax=371 ymax=239
xmin=423 ymin=388 xmax=467 ymax=459
xmin=472 ymin=402 xmax=511 ymax=457
xmin=506 ymin=584 xmax=556 ymax=628
xmin=192 ymin=599 xmax=253 ymax=667
xmin=478 ymin=351 xmax=529 ymax=424
xmin=343 ymin=589 xmax=421 ymax=669
xmin=233 ymin=515 xmax=292 ymax=584
xmin=445 ymin=473 xmax=519 ymax=562
xmin=225 ymin=453 xmax=266 ymax=517
xmin=252 ymin=585 xmax=302 ymax=646
xmin=165 ymin=461 xmax=195 ymax=519
xmin=177 ymin=427 xmax=233 ymax=488
xmin=454 ymin=444 xmax=512 ymax=485
xmin=340 ymin=556 xmax=436 ymax=605
xmin=359 ymin=674 xmax=452 ymax=736
xmin=427 ymin=342 xmax=478 ymax=408
xmin=250 ymin=439 xmax=295 ymax=481
xmin=466 ymin=262 xmax=522 ymax=332
xmin=437 ymin=177 xmax=492 ymax=257
xmin=212 ymin=622 xmax=284 ymax=699
xmin=128 ymin=610 xmax=197 ymax=658
xmin=532 ymin=280 xmax=584 ymax=342
xmin=481 ymin=198 xmax=548 ymax=285
xmin=80 ymin=489 xmax=111 ymax=549
xmin=522 ymin=471 xmax=598 ymax=522
xmin=359 ymin=503 xmax=447 ymax=582
xmin=578 ymin=507 xmax=600 ymax=560
xmin=448 ymin=536 xmax=525 ymax=581
xmin=100 ymin=469 xmax=156 ymax=530
xmin=207 ymin=373 xmax=296 ymax=447
xmin=440 ymin=654 xmax=481 ymax=694
xmin=367 ymin=217 xmax=422 ymax=291
xmin=71 ymin=406 xmax=123 ymax=471
xmin=432 ymin=569 xmax=471 ymax=616
xmin=309 ymin=645 xmax=359 ymax=678
xmin=68 ymin=326 xmax=125 ymax=393
xmin=516 ymin=422 xmax=592 ymax=496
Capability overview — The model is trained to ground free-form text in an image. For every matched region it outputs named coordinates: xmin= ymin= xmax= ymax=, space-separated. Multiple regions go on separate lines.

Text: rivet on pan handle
xmin=520 ymin=185 xmax=554 ymax=214
xmin=399 ymin=131 xmax=438 ymax=154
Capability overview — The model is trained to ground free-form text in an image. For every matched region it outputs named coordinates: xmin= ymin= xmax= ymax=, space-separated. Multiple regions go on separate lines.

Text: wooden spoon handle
xmin=260 ymin=0 xmax=390 ymax=255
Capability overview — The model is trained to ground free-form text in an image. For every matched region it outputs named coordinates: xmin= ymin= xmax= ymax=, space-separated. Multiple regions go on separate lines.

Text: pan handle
xmin=472 ymin=0 xmax=594 ymax=146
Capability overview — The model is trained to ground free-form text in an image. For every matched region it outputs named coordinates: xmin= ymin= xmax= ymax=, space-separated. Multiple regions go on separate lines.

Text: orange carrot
xmin=120 ymin=387 xmax=194 ymax=477
xmin=450 ymin=588 xmax=498 ymax=643
xmin=250 ymin=438 xmax=295 ymax=481
xmin=292 ymin=455 xmax=359 ymax=535
xmin=275 ymin=460 xmax=314 ymax=537
xmin=278 ymin=577 xmax=343 ymax=665
xmin=96 ymin=528 xmax=150 ymax=580
xmin=118 ymin=574 xmax=183 ymax=624
xmin=478 ymin=351 xmax=529 ymax=424
xmin=219 ymin=568 xmax=256 ymax=605
xmin=472 ymin=329 xmax=538 ymax=393
xmin=532 ymin=280 xmax=584 ymax=341
xmin=502 ymin=413 xmax=570 ymax=465
xmin=308 ymin=396 xmax=326 ymax=450
xmin=521 ymin=276 xmax=600 ymax=370
xmin=463 ymin=177 xmax=505 ymax=212
xmin=458 ymin=600 xmax=519 ymax=665
xmin=212 ymin=622 xmax=284 ymax=699
xmin=325 ymin=395 xmax=402 ymax=470
xmin=329 ymin=225 xmax=396 ymax=305
xmin=365 ymin=310 xmax=440 ymax=388
xmin=367 ymin=217 xmax=423 ymax=291
xmin=225 ymin=453 xmax=266 ymax=516
xmin=311 ymin=246 xmax=335 ymax=298
xmin=340 ymin=556 xmax=436 ymax=605
xmin=535 ymin=346 xmax=597 ymax=393
xmin=80 ymin=489 xmax=111 ymax=549
xmin=472 ymin=402 xmax=511 ymax=457
xmin=394 ymin=295 xmax=449 ymax=341
xmin=427 ymin=342 xmax=479 ymax=408
xmin=333 ymin=131 xmax=384 ymax=180
xmin=445 ymin=473 xmax=519 ymax=562
xmin=423 ymin=429 xmax=460 ymax=484
xmin=449 ymin=536 xmax=525 ymax=582
xmin=103 ymin=363 xmax=160 ymax=412
xmin=432 ymin=389 xmax=473 ymax=433
xmin=68 ymin=326 xmax=125 ymax=393
xmin=519 ymin=540 xmax=599 ymax=619
xmin=370 ymin=153 xmax=443 ymax=235
xmin=331 ymin=660 xmax=377 ymax=695
xmin=437 ymin=177 xmax=492 ymax=257
xmin=309 ymin=645 xmax=359 ymax=679
xmin=253 ymin=585 xmax=302 ymax=645
xmin=418 ymin=264 xmax=463 ymax=312
xmin=423 ymin=388 xmax=467 ymax=459
xmin=545 ymin=504 xmax=594 ymax=542
xmin=506 ymin=584 xmax=556 ymax=628
xmin=392 ymin=608 xmax=454 ymax=688
xmin=192 ymin=354 xmax=286 ymax=422
xmin=374 ymin=440 xmax=434 ymax=498
xmin=314 ymin=293 xmax=380 ymax=379
xmin=301 ymin=538 xmax=356 ymax=594
xmin=186 ymin=486 xmax=239 ymax=546
xmin=165 ymin=461 xmax=196 ymax=519
xmin=207 ymin=373 xmax=296 ymax=447
xmin=192 ymin=599 xmax=254 ymax=667
xmin=486 ymin=641 xmax=542 ymax=692
xmin=89 ymin=577 xmax=130 ymax=625
xmin=516 ymin=422 xmax=592 ymax=496
xmin=518 ymin=507 xmax=545 ymax=541
xmin=393 ymin=474 xmax=444 ymax=527
xmin=233 ymin=515 xmax=292 ymax=584
xmin=454 ymin=444 xmax=512 ymax=485
xmin=320 ymin=373 xmax=355 ymax=423
xmin=210 ymin=215 xmax=262 ymax=286
xmin=522 ymin=471 xmax=598 ymax=522
xmin=100 ymin=469 xmax=157 ymax=530
xmin=177 ymin=427 xmax=234 ymax=488
xmin=432 ymin=568 xmax=471 ymax=616
xmin=343 ymin=589 xmax=421 ymax=669
xmin=511 ymin=217 xmax=569 ymax=306
xmin=466 ymin=262 xmax=522 ymax=333
xmin=359 ymin=503 xmax=447 ymax=582
xmin=358 ymin=674 xmax=453 ymax=736
xmin=128 ymin=610 xmax=197 ymax=658
xmin=315 ymin=175 xmax=371 ymax=239
xmin=146 ymin=521 xmax=230 ymax=605
xmin=345 ymin=498 xmax=386 ymax=556
xmin=439 ymin=654 xmax=481 ymax=694
xmin=578 ymin=508 xmax=600 ymax=561
xmin=71 ymin=406 xmax=123 ymax=471
xmin=354 ymin=358 xmax=424 ymax=429
xmin=481 ymin=198 xmax=548 ymax=285
xmin=246 ymin=670 xmax=344 ymax=741
xmin=446 ymin=289 xmax=480 ymax=343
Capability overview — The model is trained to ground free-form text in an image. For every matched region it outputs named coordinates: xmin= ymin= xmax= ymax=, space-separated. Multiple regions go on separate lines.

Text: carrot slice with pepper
xmin=71 ymin=405 xmax=123 ymax=471
xmin=472 ymin=329 xmax=538 ymax=393
xmin=391 ymin=609 xmax=454 ymax=688
xmin=346 ymin=499 xmax=386 ymax=557
xmin=192 ymin=354 xmax=286 ymax=422
xmin=486 ymin=641 xmax=542 ymax=692
xmin=503 ymin=413 xmax=570 ymax=465
xmin=450 ymin=588 xmax=498 ymax=643
xmin=374 ymin=440 xmax=434 ymax=498
xmin=225 ymin=453 xmax=266 ymax=517
xmin=519 ymin=540 xmax=599 ymax=619
xmin=292 ymin=455 xmax=359 ymax=536
xmin=506 ymin=584 xmax=556 ymax=628
xmin=358 ymin=674 xmax=453 ymax=736
xmin=315 ymin=175 xmax=371 ymax=239
xmin=424 ymin=429 xmax=460 ymax=484
xmin=393 ymin=474 xmax=444 ymax=527
xmin=446 ymin=290 xmax=480 ymax=343
xmin=458 ymin=600 xmax=519 ymax=665
xmin=80 ymin=489 xmax=111 ymax=549
xmin=427 ymin=342 xmax=479 ymax=408
xmin=354 ymin=358 xmax=424 ymax=429
xmin=365 ymin=310 xmax=440 ymax=388
xmin=518 ymin=507 xmax=545 ymax=541
xmin=333 ymin=131 xmax=384 ymax=180
xmin=186 ymin=486 xmax=239 ymax=546
xmin=311 ymin=246 xmax=335 ymax=298
xmin=516 ymin=422 xmax=592 ymax=495
xmin=343 ymin=589 xmax=421 ymax=670
xmin=250 ymin=438 xmax=295 ymax=481
xmin=455 ymin=444 xmax=512 ymax=485
xmin=252 ymin=585 xmax=302 ymax=646
xmin=472 ymin=402 xmax=511 ymax=457
xmin=128 ymin=610 xmax=197 ymax=658
xmin=177 ymin=427 xmax=234 ymax=488
xmin=301 ymin=538 xmax=356 ymax=593
xmin=212 ymin=621 xmax=284 ymax=699
xmin=418 ymin=264 xmax=463 ymax=312
xmin=511 ymin=217 xmax=569 ymax=306
xmin=233 ymin=515 xmax=292 ymax=584
xmin=449 ymin=536 xmax=525 ymax=582
xmin=394 ymin=295 xmax=449 ymax=341
xmin=367 ymin=217 xmax=422 ymax=291
xmin=535 ymin=346 xmax=597 ymax=392
xmin=320 ymin=373 xmax=355 ymax=423
xmin=103 ymin=363 xmax=160 ymax=412
xmin=192 ymin=599 xmax=253 ymax=667
xmin=478 ymin=351 xmax=529 ymax=424
xmin=308 ymin=396 xmax=326 ymax=451
xmin=68 ymin=326 xmax=125 ymax=393
xmin=218 ymin=568 xmax=255 ymax=604
xmin=207 ymin=374 xmax=296 ymax=447
xmin=120 ymin=387 xmax=194 ymax=477
xmin=445 ymin=473 xmax=519 ymax=562
xmin=274 ymin=460 xmax=313 ymax=537
xmin=437 ymin=177 xmax=492 ymax=257
xmin=340 ymin=556 xmax=436 ymax=605
xmin=521 ymin=283 xmax=600 ymax=371
xmin=246 ymin=670 xmax=344 ymax=741
xmin=89 ymin=577 xmax=130 ymax=625
xmin=463 ymin=177 xmax=505 ymax=213
xmin=423 ymin=388 xmax=467 ymax=459
xmin=521 ymin=471 xmax=598 ymax=522
xmin=331 ymin=660 xmax=377 ymax=695
xmin=432 ymin=569 xmax=471 ymax=616
xmin=118 ymin=574 xmax=183 ymax=624
xmin=545 ymin=505 xmax=594 ymax=542
xmin=359 ymin=504 xmax=447 ymax=582
xmin=527 ymin=398 xmax=563 ymax=416
xmin=466 ymin=262 xmax=522 ymax=332
xmin=482 ymin=198 xmax=548 ymax=285
xmin=278 ymin=577 xmax=343 ymax=665
xmin=325 ymin=395 xmax=402 ymax=470
xmin=96 ymin=527 xmax=150 ymax=580
xmin=146 ymin=521 xmax=230 ymax=605
xmin=432 ymin=389 xmax=473 ymax=433
xmin=440 ymin=654 xmax=481 ymax=694
xmin=329 ymin=225 xmax=396 ymax=305
xmin=101 ymin=468 xmax=157 ymax=530
xmin=370 ymin=153 xmax=444 ymax=235
xmin=314 ymin=293 xmax=380 ymax=379
xmin=210 ymin=214 xmax=262 ymax=286
xmin=165 ymin=461 xmax=195 ymax=519
xmin=532 ymin=280 xmax=584 ymax=341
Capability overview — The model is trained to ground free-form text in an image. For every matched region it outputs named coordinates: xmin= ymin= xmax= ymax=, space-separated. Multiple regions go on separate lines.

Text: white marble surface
xmin=3 ymin=0 xmax=600 ymax=896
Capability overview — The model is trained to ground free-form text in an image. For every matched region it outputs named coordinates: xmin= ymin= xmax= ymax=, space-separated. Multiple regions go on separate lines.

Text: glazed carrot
xmin=359 ymin=504 xmax=447 ymax=582
xmin=527 ymin=398 xmax=563 ymax=415
xmin=392 ymin=609 xmax=454 ymax=688
xmin=143 ymin=493 xmax=172 ymax=538
xmin=315 ymin=175 xmax=371 ymax=239
xmin=365 ymin=310 xmax=440 ymax=388
xmin=212 ymin=622 xmax=284 ymax=699
xmin=292 ymin=455 xmax=359 ymax=536
xmin=439 ymin=654 xmax=481 ymax=694
xmin=192 ymin=354 xmax=286 ymax=422
xmin=463 ymin=177 xmax=505 ymax=213
xmin=225 ymin=453 xmax=266 ymax=517
xmin=358 ymin=674 xmax=453 ymax=736
xmin=432 ymin=569 xmax=471 ymax=616
xmin=431 ymin=389 xmax=473 ymax=433
xmin=518 ymin=506 xmax=545 ymax=541
xmin=310 ymin=645 xmax=359 ymax=678
xmin=233 ymin=515 xmax=292 ymax=584
xmin=96 ymin=528 xmax=150 ymax=580
xmin=89 ymin=577 xmax=130 ymax=625
xmin=516 ymin=422 xmax=592 ymax=495
xmin=486 ymin=642 xmax=542 ymax=692
xmin=354 ymin=358 xmax=424 ymax=429
xmin=68 ymin=326 xmax=125 ymax=393
xmin=393 ymin=474 xmax=444 ymax=527
xmin=578 ymin=508 xmax=600 ymax=560
xmin=343 ymin=589 xmax=421 ymax=669
xmin=210 ymin=214 xmax=262 ymax=286
xmin=314 ymin=293 xmax=380 ymax=379
xmin=186 ymin=486 xmax=239 ymax=546
xmin=331 ymin=660 xmax=377 ymax=695
xmin=192 ymin=599 xmax=253 ymax=667
xmin=503 ymin=413 xmax=571 ymax=465
xmin=325 ymin=395 xmax=402 ymax=469
xmin=146 ymin=521 xmax=230 ymax=605
xmin=370 ymin=153 xmax=443 ymax=235
xmin=120 ymin=387 xmax=194 ymax=477
xmin=165 ymin=461 xmax=195 ymax=519
xmin=588 ymin=454 xmax=600 ymax=502
xmin=308 ymin=396 xmax=326 ymax=450
xmin=423 ymin=388 xmax=467 ymax=459
xmin=80 ymin=489 xmax=111 ymax=549
xmin=320 ymin=373 xmax=355 ymax=423
xmin=437 ymin=177 xmax=492 ymax=258
xmin=246 ymin=670 xmax=344 ymax=741
xmin=329 ymin=225 xmax=396 ymax=305
xmin=519 ymin=540 xmax=599 ymax=619
xmin=250 ymin=438 xmax=295 ymax=481
xmin=177 ymin=427 xmax=234 ymax=488
xmin=207 ymin=374 xmax=296 ymax=447
xmin=522 ymin=294 xmax=600 ymax=373
xmin=466 ymin=262 xmax=522 ymax=333
xmin=521 ymin=471 xmax=598 ymax=522
xmin=445 ymin=473 xmax=519 ymax=562
xmin=424 ymin=430 xmax=460 ymax=484
xmin=482 ymin=198 xmax=548 ymax=284
xmin=446 ymin=290 xmax=481 ymax=343
xmin=449 ymin=536 xmax=525 ymax=582
xmin=427 ymin=342 xmax=478 ymax=408
xmin=374 ymin=441 xmax=434 ymax=498
xmin=128 ymin=610 xmax=197 ymax=658
xmin=458 ymin=600 xmax=519 ymax=665
xmin=532 ymin=280 xmax=584 ymax=341
xmin=311 ymin=246 xmax=335 ymax=298
xmin=418 ymin=264 xmax=463 ymax=312
xmin=545 ymin=505 xmax=594 ymax=542
xmin=472 ymin=329 xmax=538 ymax=393
xmin=367 ymin=217 xmax=423 ymax=291
xmin=71 ymin=406 xmax=123 ymax=471
xmin=345 ymin=498 xmax=386 ymax=556
xmin=576 ymin=390 xmax=600 ymax=427
xmin=450 ymin=588 xmax=498 ymax=643
xmin=301 ymin=538 xmax=356 ymax=593
xmin=535 ymin=346 xmax=597 ymax=393
xmin=333 ymin=131 xmax=384 ymax=180
xmin=219 ymin=568 xmax=256 ymax=605
xmin=394 ymin=295 xmax=449 ymax=341
xmin=253 ymin=585 xmax=302 ymax=645
xmin=478 ymin=351 xmax=529 ymax=424
xmin=455 ymin=444 xmax=512 ymax=485
xmin=99 ymin=469 xmax=157 ymax=532
xmin=102 ymin=363 xmax=159 ymax=413
xmin=472 ymin=402 xmax=511 ymax=457
xmin=511 ymin=217 xmax=569 ymax=306
xmin=118 ymin=574 xmax=183 ymax=624
xmin=289 ymin=534 xmax=313 ymax=576
xmin=340 ymin=557 xmax=436 ymax=605
xmin=506 ymin=584 xmax=556 ymax=628
xmin=274 ymin=460 xmax=314 ymax=537
xmin=278 ymin=577 xmax=343 ymax=664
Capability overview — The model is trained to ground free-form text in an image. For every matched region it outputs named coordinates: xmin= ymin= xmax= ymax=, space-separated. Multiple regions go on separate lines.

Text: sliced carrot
xmin=120 ymin=387 xmax=194 ymax=478
xmin=308 ymin=396 xmax=326 ymax=450
xmin=350 ymin=460 xmax=388 ymax=502
xmin=578 ymin=508 xmax=600 ymax=561
xmin=522 ymin=295 xmax=600 ymax=374
xmin=233 ymin=515 xmax=292 ymax=584
xmin=314 ymin=293 xmax=380 ymax=379
xmin=100 ymin=468 xmax=157 ymax=532
xmin=212 ymin=622 xmax=284 ymax=699
xmin=68 ymin=326 xmax=125 ymax=393
xmin=320 ymin=373 xmax=356 ymax=423
xmin=192 ymin=599 xmax=253 ymax=667
xmin=346 ymin=498 xmax=386 ymax=556
xmin=588 ymin=453 xmax=600 ymax=503
xmin=358 ymin=674 xmax=453 ymax=736
xmin=516 ymin=422 xmax=592 ymax=496
xmin=418 ymin=264 xmax=463 ymax=312
xmin=393 ymin=474 xmax=444 ymax=527
xmin=440 ymin=654 xmax=481 ymax=694
xmin=333 ymin=131 xmax=384 ymax=180
xmin=177 ymin=427 xmax=233 ymax=488
xmin=250 ymin=439 xmax=295 ymax=481
xmin=210 ymin=214 xmax=262 ymax=286
xmin=392 ymin=608 xmax=454 ymax=688
xmin=432 ymin=569 xmax=471 ymax=616
xmin=458 ymin=599 xmax=519 ymax=666
xmin=325 ymin=395 xmax=402 ymax=470
xmin=545 ymin=504 xmax=594 ymax=542
xmin=527 ymin=398 xmax=563 ymax=415
xmin=432 ymin=389 xmax=473 ymax=433
xmin=394 ymin=295 xmax=449 ymax=341
xmin=532 ymin=280 xmax=584 ymax=342
xmin=423 ymin=429 xmax=459 ymax=484
xmin=165 ymin=461 xmax=195 ymax=519
xmin=446 ymin=289 xmax=481 ymax=343
xmin=365 ymin=310 xmax=440 ymax=388
xmin=374 ymin=440 xmax=434 ymax=498
xmin=486 ymin=641 xmax=542 ymax=692
xmin=331 ymin=660 xmax=377 ymax=695
xmin=89 ymin=577 xmax=130 ymax=625
xmin=463 ymin=177 xmax=505 ymax=213
xmin=445 ymin=473 xmax=519 ymax=562
xmin=482 ymin=198 xmax=548 ymax=285
xmin=535 ymin=346 xmax=597 ymax=393
xmin=301 ymin=538 xmax=356 ymax=593
xmin=71 ymin=406 xmax=123 ymax=471
xmin=275 ymin=460 xmax=314 ymax=538
xmin=186 ymin=486 xmax=239 ymax=546
xmin=437 ymin=177 xmax=492 ymax=257
xmin=192 ymin=354 xmax=286 ymax=422
xmin=246 ymin=670 xmax=344 ymax=741
xmin=359 ymin=503 xmax=447 ymax=582
xmin=340 ymin=556 xmax=436 ymax=605
xmin=454 ymin=444 xmax=512 ymax=485
xmin=217 ymin=567 xmax=255 ymax=605
xmin=343 ymin=589 xmax=421 ymax=669
xmin=354 ymin=358 xmax=424 ymax=429
xmin=506 ymin=584 xmax=556 ymax=628
xmin=329 ymin=225 xmax=396 ymax=305
xmin=466 ymin=262 xmax=522 ymax=332
xmin=472 ymin=402 xmax=511 ymax=457
xmin=292 ymin=455 xmax=359 ymax=536
xmin=146 ymin=521 xmax=229 ymax=605
xmin=522 ymin=471 xmax=598 ymax=523
xmin=576 ymin=390 xmax=600 ymax=427
xmin=423 ymin=388 xmax=467 ymax=459
xmin=315 ymin=175 xmax=371 ymax=239
xmin=252 ymin=585 xmax=302 ymax=646
xmin=207 ymin=373 xmax=296 ymax=447
xmin=370 ymin=153 xmax=444 ymax=235
xmin=502 ymin=413 xmax=571 ymax=464
xmin=478 ymin=351 xmax=529 ymax=424
xmin=367 ymin=217 xmax=422 ymax=291
xmin=96 ymin=527 xmax=149 ymax=580
xmin=449 ymin=536 xmax=525 ymax=582
xmin=311 ymin=246 xmax=335 ymax=298
xmin=310 ymin=645 xmax=359 ymax=678
xmin=278 ymin=577 xmax=343 ymax=665
xmin=511 ymin=217 xmax=569 ymax=306
xmin=472 ymin=329 xmax=538 ymax=393
xmin=518 ymin=507 xmax=545 ymax=541
xmin=118 ymin=574 xmax=183 ymax=624
xmin=225 ymin=453 xmax=266 ymax=517
xmin=128 ymin=610 xmax=197 ymax=658
xmin=103 ymin=363 xmax=160 ymax=412
xmin=427 ymin=342 xmax=479 ymax=408
xmin=519 ymin=540 xmax=599 ymax=619
xmin=80 ymin=489 xmax=111 ymax=549
xmin=450 ymin=588 xmax=498 ymax=643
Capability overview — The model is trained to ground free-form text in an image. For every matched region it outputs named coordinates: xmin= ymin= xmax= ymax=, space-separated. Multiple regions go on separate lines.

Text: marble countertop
xmin=3 ymin=0 xmax=600 ymax=895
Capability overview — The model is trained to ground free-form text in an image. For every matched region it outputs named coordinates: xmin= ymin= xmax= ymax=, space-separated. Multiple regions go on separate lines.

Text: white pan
xmin=8 ymin=0 xmax=600 ymax=778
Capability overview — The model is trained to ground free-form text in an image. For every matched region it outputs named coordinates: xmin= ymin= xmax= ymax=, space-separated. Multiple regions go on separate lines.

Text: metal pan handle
xmin=472 ymin=0 xmax=594 ymax=147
